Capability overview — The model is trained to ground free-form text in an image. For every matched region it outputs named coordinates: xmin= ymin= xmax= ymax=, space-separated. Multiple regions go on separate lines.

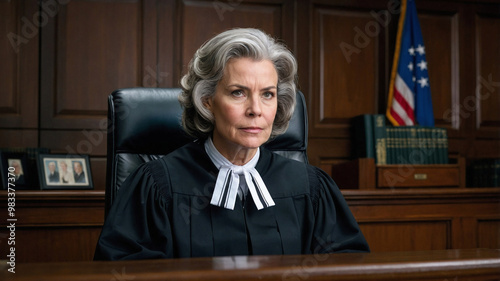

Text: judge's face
xmin=206 ymin=57 xmax=278 ymax=156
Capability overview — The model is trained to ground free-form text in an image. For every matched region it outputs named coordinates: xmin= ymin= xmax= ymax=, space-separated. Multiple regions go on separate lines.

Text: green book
xmin=402 ymin=126 xmax=410 ymax=164
xmin=372 ymin=114 xmax=387 ymax=165
xmin=437 ymin=128 xmax=448 ymax=164
xmin=416 ymin=127 xmax=427 ymax=164
xmin=424 ymin=127 xmax=436 ymax=164
xmin=493 ymin=160 xmax=500 ymax=187
xmin=425 ymin=127 xmax=435 ymax=164
xmin=407 ymin=127 xmax=420 ymax=164
xmin=386 ymin=127 xmax=395 ymax=164
xmin=393 ymin=127 xmax=402 ymax=164
xmin=351 ymin=114 xmax=375 ymax=159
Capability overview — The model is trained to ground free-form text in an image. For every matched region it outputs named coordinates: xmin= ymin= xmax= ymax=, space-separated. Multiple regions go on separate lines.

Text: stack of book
xmin=467 ymin=159 xmax=500 ymax=187
xmin=352 ymin=114 xmax=448 ymax=165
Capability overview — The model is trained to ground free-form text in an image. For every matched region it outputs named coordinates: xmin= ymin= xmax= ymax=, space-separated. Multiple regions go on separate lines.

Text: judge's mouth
xmin=240 ymin=127 xmax=263 ymax=133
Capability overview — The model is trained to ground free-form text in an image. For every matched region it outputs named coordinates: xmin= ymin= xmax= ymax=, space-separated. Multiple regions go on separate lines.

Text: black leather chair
xmin=105 ymin=88 xmax=308 ymax=216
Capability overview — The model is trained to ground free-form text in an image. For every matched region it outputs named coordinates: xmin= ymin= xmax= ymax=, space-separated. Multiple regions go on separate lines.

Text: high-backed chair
xmin=106 ymin=88 xmax=308 ymax=216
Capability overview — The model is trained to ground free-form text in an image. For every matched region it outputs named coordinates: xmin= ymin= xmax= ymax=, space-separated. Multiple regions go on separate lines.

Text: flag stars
xmin=408 ymin=62 xmax=414 ymax=71
xmin=417 ymin=60 xmax=428 ymax=70
xmin=408 ymin=44 xmax=426 ymax=56
xmin=416 ymin=44 xmax=425 ymax=55
xmin=417 ymin=77 xmax=429 ymax=88
xmin=408 ymin=46 xmax=415 ymax=56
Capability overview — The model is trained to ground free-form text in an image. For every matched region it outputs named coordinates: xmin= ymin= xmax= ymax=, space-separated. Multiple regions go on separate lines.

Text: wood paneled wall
xmin=1 ymin=0 xmax=500 ymax=189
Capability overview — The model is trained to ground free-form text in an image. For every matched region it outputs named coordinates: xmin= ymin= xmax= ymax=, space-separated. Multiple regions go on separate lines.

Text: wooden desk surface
xmin=1 ymin=249 xmax=499 ymax=281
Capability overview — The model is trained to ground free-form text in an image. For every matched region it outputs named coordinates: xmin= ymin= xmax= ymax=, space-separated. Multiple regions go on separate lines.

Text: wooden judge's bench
xmin=1 ymin=249 xmax=500 ymax=281
xmin=0 ymin=184 xmax=499 ymax=262
xmin=0 ymin=178 xmax=500 ymax=280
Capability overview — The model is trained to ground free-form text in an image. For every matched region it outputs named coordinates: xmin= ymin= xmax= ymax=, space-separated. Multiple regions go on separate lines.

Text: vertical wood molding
xmin=157 ymin=0 xmax=177 ymax=88
xmin=474 ymin=11 xmax=500 ymax=139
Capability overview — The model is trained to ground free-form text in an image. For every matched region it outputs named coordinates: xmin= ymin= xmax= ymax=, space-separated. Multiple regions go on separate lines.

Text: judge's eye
xmin=263 ymin=91 xmax=275 ymax=99
xmin=231 ymin=90 xmax=245 ymax=98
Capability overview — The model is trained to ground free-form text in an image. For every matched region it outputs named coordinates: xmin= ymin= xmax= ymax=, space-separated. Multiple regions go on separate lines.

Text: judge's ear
xmin=202 ymin=97 xmax=213 ymax=111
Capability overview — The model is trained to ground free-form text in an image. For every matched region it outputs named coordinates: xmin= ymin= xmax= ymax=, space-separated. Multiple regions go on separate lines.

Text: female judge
xmin=94 ymin=28 xmax=369 ymax=260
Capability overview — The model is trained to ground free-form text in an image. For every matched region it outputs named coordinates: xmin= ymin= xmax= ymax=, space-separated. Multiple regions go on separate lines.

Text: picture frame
xmin=37 ymin=154 xmax=93 ymax=190
xmin=0 ymin=152 xmax=31 ymax=190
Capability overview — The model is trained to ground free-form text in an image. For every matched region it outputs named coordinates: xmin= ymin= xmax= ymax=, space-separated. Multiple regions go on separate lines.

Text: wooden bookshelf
xmin=332 ymin=157 xmax=466 ymax=190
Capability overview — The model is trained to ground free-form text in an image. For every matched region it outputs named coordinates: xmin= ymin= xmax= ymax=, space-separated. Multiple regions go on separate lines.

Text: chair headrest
xmin=109 ymin=88 xmax=191 ymax=155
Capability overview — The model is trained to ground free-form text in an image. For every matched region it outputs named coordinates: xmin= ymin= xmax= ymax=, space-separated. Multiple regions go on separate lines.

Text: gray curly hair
xmin=179 ymin=28 xmax=298 ymax=140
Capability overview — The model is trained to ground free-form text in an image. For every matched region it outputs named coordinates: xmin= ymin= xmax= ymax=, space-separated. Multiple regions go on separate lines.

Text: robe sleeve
xmin=308 ymin=165 xmax=370 ymax=253
xmin=94 ymin=161 xmax=173 ymax=260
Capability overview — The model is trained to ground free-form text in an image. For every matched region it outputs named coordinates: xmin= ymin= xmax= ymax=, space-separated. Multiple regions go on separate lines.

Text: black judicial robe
xmin=94 ymin=141 xmax=369 ymax=260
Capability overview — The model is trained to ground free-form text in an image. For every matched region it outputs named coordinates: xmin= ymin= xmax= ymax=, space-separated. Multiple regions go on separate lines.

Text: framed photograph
xmin=0 ymin=152 xmax=31 ymax=190
xmin=37 ymin=154 xmax=93 ymax=190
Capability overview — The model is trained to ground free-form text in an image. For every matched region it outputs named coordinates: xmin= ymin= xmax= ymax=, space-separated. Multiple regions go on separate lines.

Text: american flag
xmin=386 ymin=0 xmax=434 ymax=127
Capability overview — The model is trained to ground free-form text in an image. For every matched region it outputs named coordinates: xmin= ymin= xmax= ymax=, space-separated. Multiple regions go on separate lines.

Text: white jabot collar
xmin=204 ymin=138 xmax=275 ymax=210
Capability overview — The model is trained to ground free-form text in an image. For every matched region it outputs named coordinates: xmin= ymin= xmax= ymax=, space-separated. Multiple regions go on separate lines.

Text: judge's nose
xmin=246 ymin=96 xmax=262 ymax=117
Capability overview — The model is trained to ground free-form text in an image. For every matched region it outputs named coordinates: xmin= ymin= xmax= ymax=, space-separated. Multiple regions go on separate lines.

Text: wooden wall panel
xmin=5 ymin=227 xmax=102 ymax=262
xmin=475 ymin=12 xmax=500 ymax=139
xmin=359 ymin=220 xmax=450 ymax=252
xmin=0 ymin=1 xmax=18 ymax=117
xmin=467 ymin=139 xmax=500 ymax=159
xmin=419 ymin=11 xmax=460 ymax=134
xmin=348 ymin=188 xmax=500 ymax=252
xmin=40 ymin=0 xmax=158 ymax=130
xmin=89 ymin=157 xmax=106 ymax=191
xmin=0 ymin=0 xmax=39 ymax=129
xmin=477 ymin=219 xmax=500 ymax=249
xmin=39 ymin=130 xmax=107 ymax=156
xmin=0 ymin=190 xmax=105 ymax=262
xmin=307 ymin=138 xmax=351 ymax=167
xmin=310 ymin=6 xmax=384 ymax=138
xmin=0 ymin=129 xmax=38 ymax=148
xmin=178 ymin=0 xmax=292 ymax=82
xmin=56 ymin=1 xmax=139 ymax=116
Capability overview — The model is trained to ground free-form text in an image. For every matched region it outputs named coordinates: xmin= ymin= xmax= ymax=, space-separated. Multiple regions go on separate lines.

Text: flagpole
xmin=386 ymin=0 xmax=407 ymax=126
